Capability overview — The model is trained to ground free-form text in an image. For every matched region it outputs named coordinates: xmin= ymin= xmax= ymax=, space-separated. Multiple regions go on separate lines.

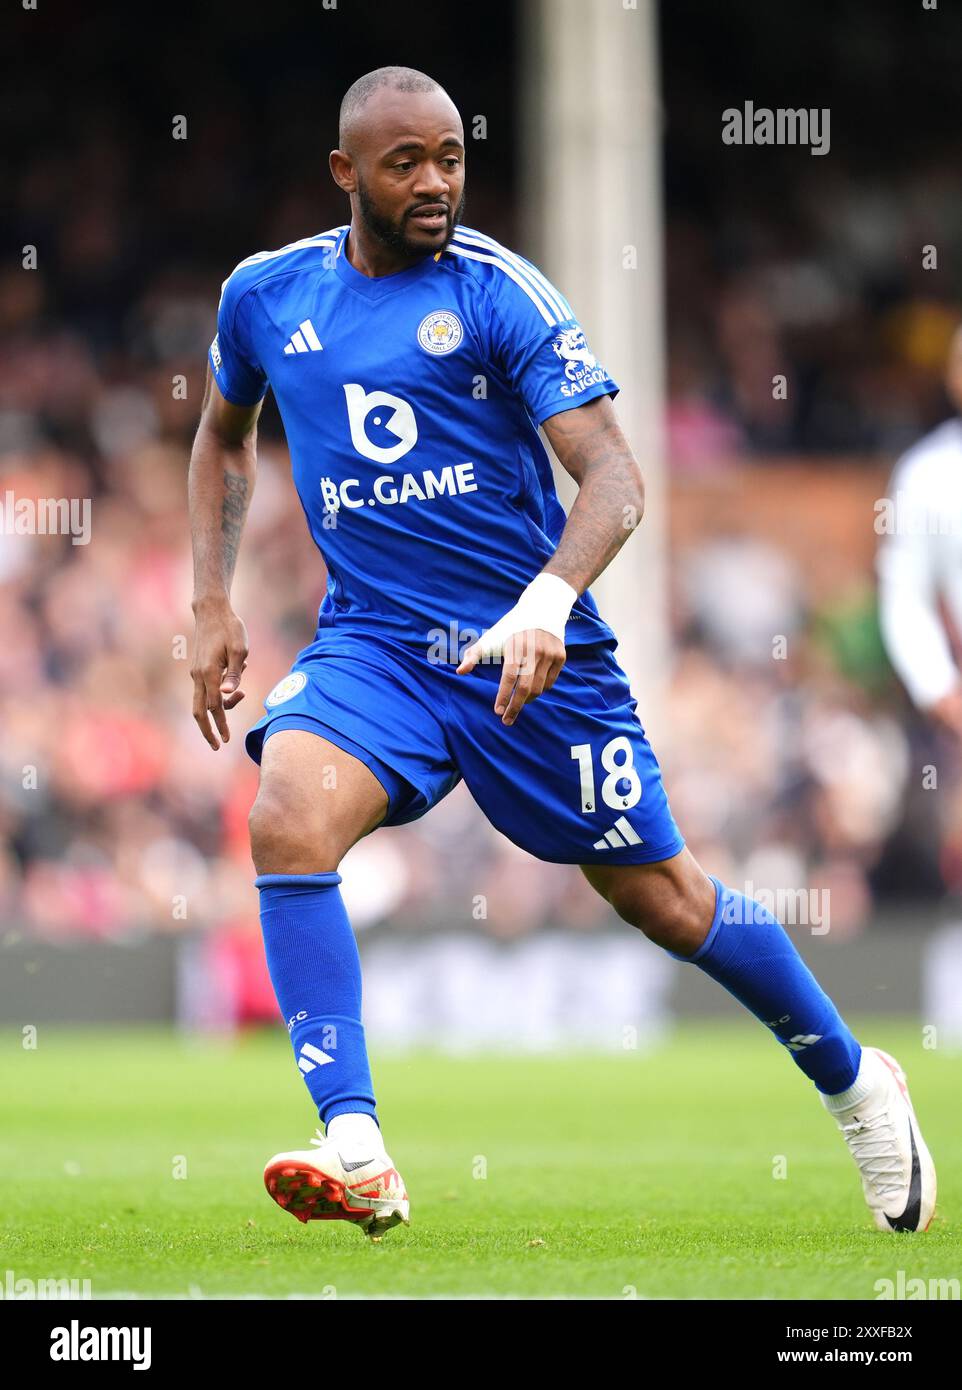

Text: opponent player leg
xmin=582 ymin=851 xmax=936 ymax=1232
xmin=249 ymin=729 xmax=409 ymax=1237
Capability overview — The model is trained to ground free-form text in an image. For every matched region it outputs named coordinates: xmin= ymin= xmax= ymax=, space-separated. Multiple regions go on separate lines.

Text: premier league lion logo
xmin=552 ymin=326 xmax=598 ymax=379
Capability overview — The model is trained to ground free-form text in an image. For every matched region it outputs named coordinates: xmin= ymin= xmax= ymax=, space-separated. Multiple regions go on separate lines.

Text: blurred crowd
xmin=3 ymin=2 xmax=961 ymax=956
xmin=660 ymin=2 xmax=962 ymax=467
xmin=0 ymin=312 xmax=953 ymax=946
xmin=664 ymin=162 xmax=962 ymax=468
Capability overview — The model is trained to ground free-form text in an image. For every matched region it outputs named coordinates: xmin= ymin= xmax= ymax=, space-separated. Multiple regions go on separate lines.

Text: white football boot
xmin=263 ymin=1130 xmax=409 ymax=1240
xmin=821 ymin=1047 xmax=936 ymax=1233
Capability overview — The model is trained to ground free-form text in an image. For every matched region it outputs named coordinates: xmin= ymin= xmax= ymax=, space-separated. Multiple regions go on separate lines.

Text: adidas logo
xmin=592 ymin=815 xmax=643 ymax=851
xmin=283 ymin=319 xmax=323 ymax=356
xmin=297 ymin=1042 xmax=334 ymax=1074
xmin=785 ymin=1033 xmax=822 ymax=1052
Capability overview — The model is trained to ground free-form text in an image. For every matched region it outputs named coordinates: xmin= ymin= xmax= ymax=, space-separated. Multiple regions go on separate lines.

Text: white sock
xmin=327 ymin=1112 xmax=383 ymax=1153
xmin=822 ymin=1048 xmax=878 ymax=1111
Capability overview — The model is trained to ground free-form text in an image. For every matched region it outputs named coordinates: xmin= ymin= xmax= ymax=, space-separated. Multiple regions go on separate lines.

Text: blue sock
xmin=255 ymin=871 xmax=378 ymax=1127
xmin=675 ymin=876 xmax=861 ymax=1094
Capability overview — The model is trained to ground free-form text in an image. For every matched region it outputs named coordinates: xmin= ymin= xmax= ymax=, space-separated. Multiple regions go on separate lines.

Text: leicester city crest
xmin=418 ymin=310 xmax=463 ymax=355
xmin=265 ymin=671 xmax=308 ymax=707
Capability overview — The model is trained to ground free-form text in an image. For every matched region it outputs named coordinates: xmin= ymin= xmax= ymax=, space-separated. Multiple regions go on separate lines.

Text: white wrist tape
xmin=470 ymin=573 xmax=578 ymax=661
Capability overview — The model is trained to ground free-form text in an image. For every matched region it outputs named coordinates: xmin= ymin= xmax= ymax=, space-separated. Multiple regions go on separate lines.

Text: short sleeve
xmin=208 ymin=269 xmax=268 ymax=407
xmin=486 ymin=254 xmax=619 ymax=425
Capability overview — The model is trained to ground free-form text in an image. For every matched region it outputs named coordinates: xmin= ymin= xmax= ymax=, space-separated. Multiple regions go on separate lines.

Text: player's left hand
xmin=456 ymin=628 xmax=566 ymax=726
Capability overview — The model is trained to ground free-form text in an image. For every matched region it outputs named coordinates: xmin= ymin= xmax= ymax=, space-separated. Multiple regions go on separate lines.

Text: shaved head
xmin=339 ymin=66 xmax=446 ymax=153
xmin=330 ymin=67 xmax=465 ymax=272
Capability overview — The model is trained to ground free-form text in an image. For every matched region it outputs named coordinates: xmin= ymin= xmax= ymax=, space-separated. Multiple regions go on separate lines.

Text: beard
xmin=356 ymin=177 xmax=465 ymax=260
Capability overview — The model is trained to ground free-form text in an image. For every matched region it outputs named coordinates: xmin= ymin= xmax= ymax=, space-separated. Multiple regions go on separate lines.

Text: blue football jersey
xmin=209 ymin=224 xmax=620 ymax=651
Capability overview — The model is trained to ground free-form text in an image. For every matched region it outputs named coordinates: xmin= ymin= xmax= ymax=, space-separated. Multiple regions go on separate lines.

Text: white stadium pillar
xmin=519 ymin=0 xmax=668 ymax=722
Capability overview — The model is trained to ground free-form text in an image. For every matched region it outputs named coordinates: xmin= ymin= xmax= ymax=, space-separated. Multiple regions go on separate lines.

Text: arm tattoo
xmin=221 ymin=470 xmax=249 ymax=580
xmin=545 ymin=424 xmax=644 ymax=592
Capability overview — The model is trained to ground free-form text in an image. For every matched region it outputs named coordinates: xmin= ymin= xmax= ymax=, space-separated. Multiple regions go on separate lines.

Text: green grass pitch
xmin=2 ymin=1020 xmax=959 ymax=1299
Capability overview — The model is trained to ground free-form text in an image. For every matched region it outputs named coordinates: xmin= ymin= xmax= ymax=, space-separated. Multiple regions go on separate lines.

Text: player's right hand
xmin=190 ymin=599 xmax=250 ymax=750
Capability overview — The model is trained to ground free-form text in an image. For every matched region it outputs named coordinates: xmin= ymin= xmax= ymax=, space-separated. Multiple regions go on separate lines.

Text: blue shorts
xmin=245 ymin=630 xmax=685 ymax=867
